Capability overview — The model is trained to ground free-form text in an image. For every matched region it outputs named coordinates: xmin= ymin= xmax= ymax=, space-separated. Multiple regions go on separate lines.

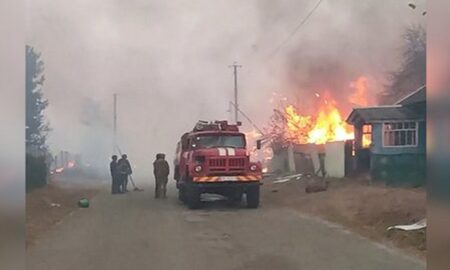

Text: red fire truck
xmin=174 ymin=120 xmax=262 ymax=209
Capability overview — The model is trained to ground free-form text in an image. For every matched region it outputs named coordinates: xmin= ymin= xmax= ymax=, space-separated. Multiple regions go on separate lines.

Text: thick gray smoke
xmin=26 ymin=0 xmax=425 ymax=179
xmin=251 ymin=0 xmax=426 ymax=114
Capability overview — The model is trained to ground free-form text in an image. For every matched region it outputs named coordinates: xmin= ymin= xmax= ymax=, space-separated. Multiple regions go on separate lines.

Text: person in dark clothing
xmin=110 ymin=155 xmax=119 ymax=194
xmin=117 ymin=154 xmax=132 ymax=193
xmin=153 ymin=153 xmax=170 ymax=198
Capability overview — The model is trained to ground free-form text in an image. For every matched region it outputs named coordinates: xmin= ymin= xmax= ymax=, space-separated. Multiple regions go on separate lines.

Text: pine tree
xmin=26 ymin=45 xmax=49 ymax=152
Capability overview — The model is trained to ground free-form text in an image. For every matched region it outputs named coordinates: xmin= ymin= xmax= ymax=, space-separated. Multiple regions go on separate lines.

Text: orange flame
xmin=308 ymin=102 xmax=354 ymax=144
xmin=284 ymin=99 xmax=354 ymax=145
xmin=284 ymin=105 xmax=312 ymax=144
xmin=267 ymin=76 xmax=373 ymax=151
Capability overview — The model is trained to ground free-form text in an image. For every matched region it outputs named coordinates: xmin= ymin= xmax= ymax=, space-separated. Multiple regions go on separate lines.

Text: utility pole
xmin=229 ymin=62 xmax=242 ymax=123
xmin=113 ymin=93 xmax=117 ymax=154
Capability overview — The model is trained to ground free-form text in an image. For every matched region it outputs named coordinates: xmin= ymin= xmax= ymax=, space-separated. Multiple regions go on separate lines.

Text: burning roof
xmin=265 ymin=76 xmax=373 ymax=147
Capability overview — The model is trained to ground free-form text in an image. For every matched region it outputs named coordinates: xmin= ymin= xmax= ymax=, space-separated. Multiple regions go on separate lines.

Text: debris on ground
xmin=78 ymin=198 xmax=90 ymax=208
xmin=305 ymin=179 xmax=329 ymax=193
xmin=272 ymin=173 xmax=305 ymax=184
xmin=387 ymin=219 xmax=426 ymax=231
xmin=26 ymin=178 xmax=99 ymax=247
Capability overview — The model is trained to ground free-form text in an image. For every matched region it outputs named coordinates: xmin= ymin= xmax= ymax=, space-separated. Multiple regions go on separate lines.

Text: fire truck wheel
xmin=187 ymin=186 xmax=201 ymax=209
xmin=228 ymin=191 xmax=242 ymax=206
xmin=246 ymin=186 xmax=260 ymax=208
xmin=178 ymin=186 xmax=187 ymax=203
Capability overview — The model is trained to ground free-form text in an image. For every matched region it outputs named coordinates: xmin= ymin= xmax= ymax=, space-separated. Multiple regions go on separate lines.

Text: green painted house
xmin=346 ymin=86 xmax=426 ymax=186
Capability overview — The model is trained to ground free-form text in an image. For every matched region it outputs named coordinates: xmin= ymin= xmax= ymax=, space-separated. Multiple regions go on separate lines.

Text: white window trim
xmin=382 ymin=120 xmax=419 ymax=148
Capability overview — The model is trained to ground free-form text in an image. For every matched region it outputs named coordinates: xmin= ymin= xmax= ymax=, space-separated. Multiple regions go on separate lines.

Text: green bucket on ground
xmin=78 ymin=198 xmax=90 ymax=208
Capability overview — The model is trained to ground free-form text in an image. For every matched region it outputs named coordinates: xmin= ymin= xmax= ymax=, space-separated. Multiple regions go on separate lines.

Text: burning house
xmin=265 ymin=87 xmax=359 ymax=178
xmin=346 ymin=86 xmax=426 ymax=186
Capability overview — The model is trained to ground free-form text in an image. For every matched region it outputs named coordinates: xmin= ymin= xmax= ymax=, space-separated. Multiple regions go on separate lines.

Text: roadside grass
xmin=26 ymin=176 xmax=100 ymax=247
xmin=263 ymin=176 xmax=426 ymax=258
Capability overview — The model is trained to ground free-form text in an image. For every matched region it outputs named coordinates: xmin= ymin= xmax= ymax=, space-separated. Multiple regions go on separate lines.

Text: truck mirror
xmin=256 ymin=140 xmax=262 ymax=150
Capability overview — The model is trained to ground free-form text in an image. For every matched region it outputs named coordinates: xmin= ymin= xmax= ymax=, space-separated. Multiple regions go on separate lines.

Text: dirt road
xmin=27 ymin=182 xmax=425 ymax=270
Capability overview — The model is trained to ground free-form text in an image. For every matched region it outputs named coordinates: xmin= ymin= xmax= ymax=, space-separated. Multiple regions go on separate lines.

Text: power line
xmin=268 ymin=0 xmax=324 ymax=60
xmin=226 ymin=1 xmax=324 ymax=133
xmin=230 ymin=101 xmax=265 ymax=136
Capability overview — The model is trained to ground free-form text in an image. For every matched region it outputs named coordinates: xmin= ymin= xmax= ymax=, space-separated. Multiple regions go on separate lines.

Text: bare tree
xmin=378 ymin=25 xmax=426 ymax=104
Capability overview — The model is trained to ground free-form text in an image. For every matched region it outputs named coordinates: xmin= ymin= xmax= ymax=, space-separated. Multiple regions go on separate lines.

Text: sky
xmin=26 ymin=0 xmax=426 ymax=176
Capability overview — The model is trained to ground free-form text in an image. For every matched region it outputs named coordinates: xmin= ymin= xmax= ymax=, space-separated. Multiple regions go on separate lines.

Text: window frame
xmin=192 ymin=134 xmax=246 ymax=149
xmin=362 ymin=124 xmax=372 ymax=148
xmin=382 ymin=120 xmax=419 ymax=148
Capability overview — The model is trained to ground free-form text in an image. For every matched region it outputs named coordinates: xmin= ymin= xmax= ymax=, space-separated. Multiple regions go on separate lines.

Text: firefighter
xmin=153 ymin=153 xmax=170 ymax=198
xmin=117 ymin=154 xmax=133 ymax=193
xmin=110 ymin=155 xmax=119 ymax=194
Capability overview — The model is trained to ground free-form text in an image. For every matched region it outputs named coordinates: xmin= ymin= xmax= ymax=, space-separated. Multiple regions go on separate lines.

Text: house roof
xmin=395 ymin=85 xmax=426 ymax=105
xmin=347 ymin=85 xmax=426 ymax=125
xmin=346 ymin=105 xmax=423 ymax=125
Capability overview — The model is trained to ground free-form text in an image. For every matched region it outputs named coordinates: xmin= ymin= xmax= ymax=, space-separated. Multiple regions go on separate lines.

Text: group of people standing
xmin=109 ymin=154 xmax=133 ymax=194
xmin=109 ymin=153 xmax=170 ymax=198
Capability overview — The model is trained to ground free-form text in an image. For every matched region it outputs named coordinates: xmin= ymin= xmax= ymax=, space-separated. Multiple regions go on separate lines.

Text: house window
xmin=383 ymin=121 xmax=418 ymax=147
xmin=362 ymin=124 xmax=372 ymax=148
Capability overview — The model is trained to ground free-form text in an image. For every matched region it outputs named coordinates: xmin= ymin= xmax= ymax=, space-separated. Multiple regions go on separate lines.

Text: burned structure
xmin=268 ymin=140 xmax=353 ymax=178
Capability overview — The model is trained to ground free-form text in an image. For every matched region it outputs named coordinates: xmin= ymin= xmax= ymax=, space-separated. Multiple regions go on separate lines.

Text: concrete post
xmin=287 ymin=143 xmax=296 ymax=173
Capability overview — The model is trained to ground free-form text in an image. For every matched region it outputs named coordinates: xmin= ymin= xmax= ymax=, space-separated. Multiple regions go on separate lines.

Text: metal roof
xmin=347 ymin=86 xmax=426 ymax=125
xmin=395 ymin=85 xmax=426 ymax=105
xmin=346 ymin=105 xmax=423 ymax=125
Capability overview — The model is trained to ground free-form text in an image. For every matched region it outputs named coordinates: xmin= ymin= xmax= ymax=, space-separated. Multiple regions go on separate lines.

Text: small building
xmin=346 ymin=86 xmax=426 ymax=186
xmin=269 ymin=141 xmax=353 ymax=178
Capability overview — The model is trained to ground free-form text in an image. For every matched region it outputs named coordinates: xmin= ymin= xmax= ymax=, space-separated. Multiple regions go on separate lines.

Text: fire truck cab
xmin=174 ymin=120 xmax=262 ymax=209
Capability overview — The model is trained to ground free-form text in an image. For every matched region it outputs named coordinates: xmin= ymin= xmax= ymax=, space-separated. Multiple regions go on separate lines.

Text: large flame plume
xmin=283 ymin=96 xmax=354 ymax=145
xmin=266 ymin=76 xmax=371 ymax=146
xmin=244 ymin=76 xmax=372 ymax=173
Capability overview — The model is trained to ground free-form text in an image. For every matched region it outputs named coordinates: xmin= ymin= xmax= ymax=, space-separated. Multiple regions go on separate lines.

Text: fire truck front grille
xmin=209 ymin=159 xmax=226 ymax=167
xmin=208 ymin=158 xmax=246 ymax=173
xmin=228 ymin=158 xmax=246 ymax=167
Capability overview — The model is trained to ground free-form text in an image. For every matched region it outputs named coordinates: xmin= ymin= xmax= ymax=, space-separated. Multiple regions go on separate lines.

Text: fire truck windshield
xmin=193 ymin=135 xmax=245 ymax=149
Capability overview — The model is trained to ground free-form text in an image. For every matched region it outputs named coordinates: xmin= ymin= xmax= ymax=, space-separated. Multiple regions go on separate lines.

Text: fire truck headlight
xmin=250 ymin=164 xmax=257 ymax=171
xmin=194 ymin=165 xmax=203 ymax=172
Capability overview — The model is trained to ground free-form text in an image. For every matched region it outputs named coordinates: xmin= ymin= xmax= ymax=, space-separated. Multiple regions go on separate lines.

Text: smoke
xmin=26 ymin=0 xmax=425 ymax=178
xmin=256 ymin=0 xmax=426 ymax=115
